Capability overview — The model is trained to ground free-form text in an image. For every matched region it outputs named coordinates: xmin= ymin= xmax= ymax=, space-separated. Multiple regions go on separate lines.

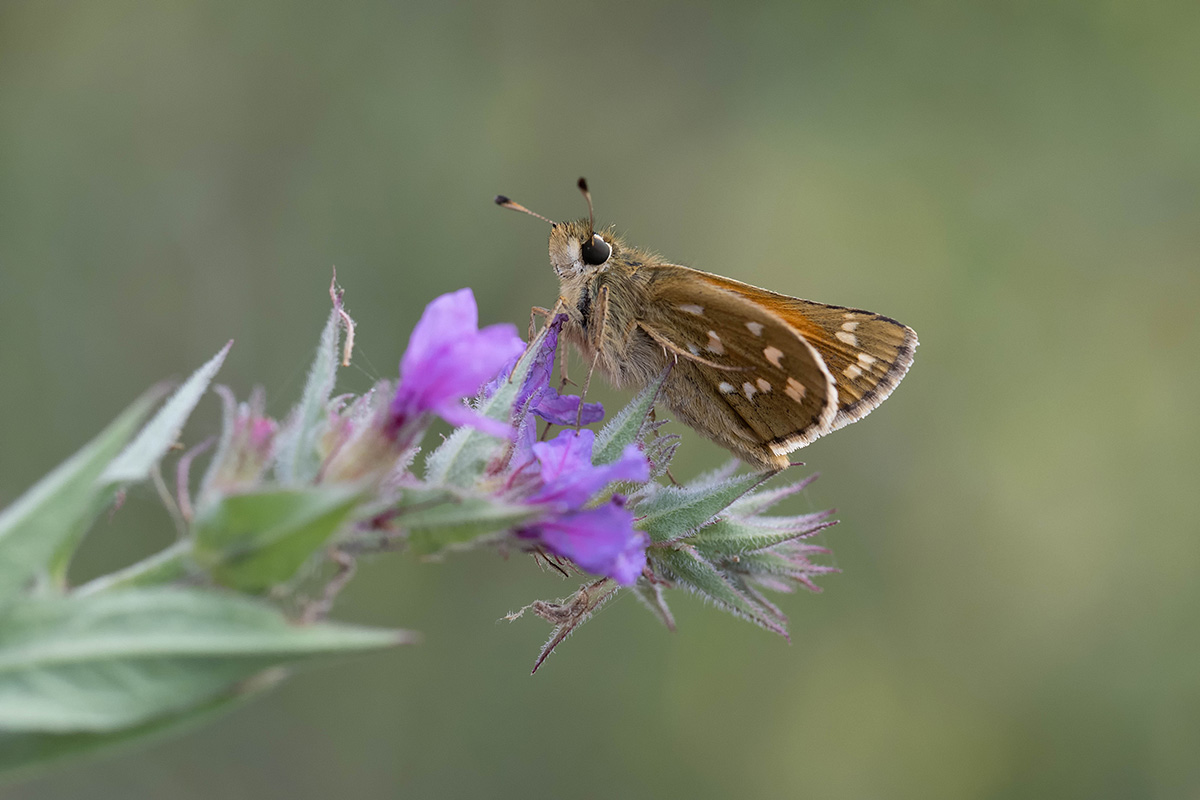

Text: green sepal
xmin=0 ymin=588 xmax=408 ymax=734
xmin=192 ymin=486 xmax=362 ymax=592
xmin=592 ymin=368 xmax=667 ymax=466
xmin=689 ymin=510 xmax=837 ymax=558
xmin=397 ymin=487 xmax=541 ymax=557
xmin=649 ymin=545 xmax=784 ymax=636
xmin=633 ymin=468 xmax=772 ymax=543
xmin=274 ymin=309 xmax=340 ymax=484
xmin=724 ymin=473 xmax=818 ymax=516
xmin=629 ymin=580 xmax=676 ymax=631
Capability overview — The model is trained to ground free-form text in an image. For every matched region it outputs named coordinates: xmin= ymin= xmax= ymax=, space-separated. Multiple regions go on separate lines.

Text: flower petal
xmin=400 ymin=288 xmax=478 ymax=379
xmin=532 ymin=392 xmax=604 ymax=427
xmin=530 ymin=430 xmax=649 ymax=508
xmin=533 ymin=499 xmax=648 ymax=586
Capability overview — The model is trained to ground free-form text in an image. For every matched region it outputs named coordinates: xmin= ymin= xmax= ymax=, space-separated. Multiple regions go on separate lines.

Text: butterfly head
xmin=495 ymin=178 xmax=618 ymax=279
xmin=548 ymin=219 xmax=614 ymax=278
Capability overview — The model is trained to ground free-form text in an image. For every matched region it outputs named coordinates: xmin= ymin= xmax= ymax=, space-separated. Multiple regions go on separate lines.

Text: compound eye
xmin=580 ymin=233 xmax=612 ymax=265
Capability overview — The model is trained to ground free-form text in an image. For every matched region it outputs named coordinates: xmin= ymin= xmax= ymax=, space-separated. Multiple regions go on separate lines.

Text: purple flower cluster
xmin=389 ymin=291 xmax=651 ymax=586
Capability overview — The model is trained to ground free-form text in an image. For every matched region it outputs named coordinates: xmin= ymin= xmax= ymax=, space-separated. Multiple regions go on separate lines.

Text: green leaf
xmin=633 ymin=470 xmax=772 ymax=543
xmin=100 ymin=342 xmax=232 ymax=485
xmin=424 ymin=332 xmax=537 ymax=488
xmin=649 ymin=545 xmax=783 ymax=635
xmin=274 ymin=309 xmax=340 ymax=484
xmin=42 ymin=344 xmax=233 ymax=585
xmin=0 ymin=588 xmax=408 ymax=733
xmin=397 ymin=488 xmax=541 ymax=556
xmin=0 ymin=391 xmax=161 ymax=610
xmin=192 ymin=486 xmax=362 ymax=592
xmin=0 ymin=670 xmax=275 ymax=781
xmin=592 ymin=368 xmax=667 ymax=466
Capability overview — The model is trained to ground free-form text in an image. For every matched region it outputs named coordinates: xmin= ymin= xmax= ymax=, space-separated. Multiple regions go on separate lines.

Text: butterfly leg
xmin=528 ymin=304 xmax=558 ymax=340
xmin=637 ymin=321 xmax=745 ymax=372
xmin=575 ymin=285 xmax=610 ymax=427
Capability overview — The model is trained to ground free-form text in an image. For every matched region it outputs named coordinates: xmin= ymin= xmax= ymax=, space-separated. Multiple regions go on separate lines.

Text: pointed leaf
xmin=0 ymin=670 xmax=274 ymax=780
xmin=192 ymin=486 xmax=362 ymax=592
xmin=634 ymin=471 xmax=772 ymax=543
xmin=275 ymin=310 xmax=340 ymax=484
xmin=100 ymin=343 xmax=232 ymax=485
xmin=0 ymin=391 xmax=161 ymax=609
xmin=592 ymin=368 xmax=667 ymax=466
xmin=0 ymin=588 xmax=408 ymax=732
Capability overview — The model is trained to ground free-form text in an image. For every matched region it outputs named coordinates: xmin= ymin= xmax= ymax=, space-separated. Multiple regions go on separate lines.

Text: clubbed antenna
xmin=494 ymin=195 xmax=557 ymax=227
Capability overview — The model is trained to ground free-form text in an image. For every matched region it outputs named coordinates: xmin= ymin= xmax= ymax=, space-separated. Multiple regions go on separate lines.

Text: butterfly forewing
xmin=689 ymin=272 xmax=918 ymax=433
xmin=640 ymin=269 xmax=839 ymax=466
xmin=774 ymin=301 xmax=917 ymax=431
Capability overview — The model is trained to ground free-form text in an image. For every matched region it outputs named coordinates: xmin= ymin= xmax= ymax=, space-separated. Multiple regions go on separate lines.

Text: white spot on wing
xmin=835 ymin=331 xmax=858 ymax=346
xmin=858 ymin=353 xmax=876 ymax=366
xmin=745 ymin=321 xmax=764 ymax=336
xmin=843 ymin=364 xmax=863 ymax=379
xmin=756 ymin=378 xmax=771 ymax=392
xmin=785 ymin=377 xmax=806 ymax=403
xmin=841 ymin=321 xmax=859 ymax=332
xmin=706 ymin=330 xmax=725 ymax=354
xmin=764 ymin=346 xmax=784 ymax=368
xmin=742 ymin=381 xmax=757 ymax=399
xmin=719 ymin=381 xmax=736 ymax=394
xmin=687 ymin=343 xmax=701 ymax=355
xmin=678 ymin=304 xmax=705 ymax=315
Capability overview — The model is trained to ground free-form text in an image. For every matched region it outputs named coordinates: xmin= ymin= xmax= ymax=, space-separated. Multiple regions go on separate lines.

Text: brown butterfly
xmin=496 ymin=179 xmax=918 ymax=471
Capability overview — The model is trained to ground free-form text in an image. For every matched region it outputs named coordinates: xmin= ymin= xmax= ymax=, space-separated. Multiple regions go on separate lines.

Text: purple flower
xmin=529 ymin=429 xmax=648 ymax=508
xmin=533 ymin=498 xmax=647 ymax=586
xmin=516 ymin=428 xmax=650 ymax=586
xmin=390 ymin=289 xmax=525 ymax=437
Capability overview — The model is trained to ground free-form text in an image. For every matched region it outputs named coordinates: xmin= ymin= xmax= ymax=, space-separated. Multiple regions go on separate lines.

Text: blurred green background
xmin=2 ymin=1 xmax=1198 ymax=797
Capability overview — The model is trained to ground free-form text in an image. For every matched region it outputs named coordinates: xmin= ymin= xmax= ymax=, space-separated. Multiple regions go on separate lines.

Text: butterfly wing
xmin=688 ymin=271 xmax=919 ymax=433
xmin=638 ymin=268 xmax=840 ymax=468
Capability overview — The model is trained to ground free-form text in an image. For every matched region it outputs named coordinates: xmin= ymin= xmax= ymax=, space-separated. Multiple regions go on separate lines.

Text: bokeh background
xmin=2 ymin=1 xmax=1198 ymax=797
